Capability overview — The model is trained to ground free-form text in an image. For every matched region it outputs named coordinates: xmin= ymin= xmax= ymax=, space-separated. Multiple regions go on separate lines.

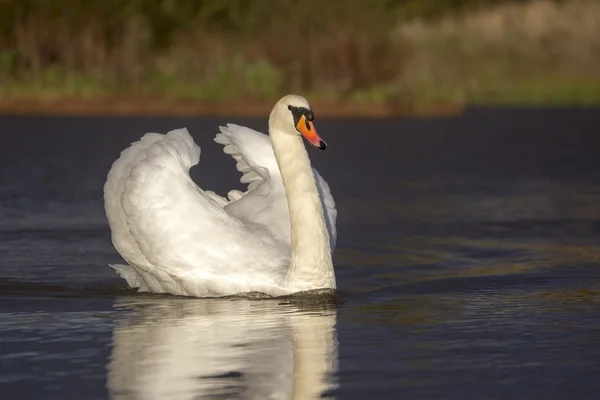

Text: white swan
xmin=104 ymin=95 xmax=337 ymax=297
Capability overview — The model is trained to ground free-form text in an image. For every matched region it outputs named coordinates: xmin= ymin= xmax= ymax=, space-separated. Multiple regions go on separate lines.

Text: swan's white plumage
xmin=111 ymin=128 xmax=292 ymax=297
xmin=104 ymin=99 xmax=337 ymax=298
xmin=104 ymin=132 xmax=165 ymax=292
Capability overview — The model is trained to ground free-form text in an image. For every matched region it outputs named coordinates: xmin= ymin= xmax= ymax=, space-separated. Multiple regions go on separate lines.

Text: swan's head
xmin=269 ymin=94 xmax=327 ymax=150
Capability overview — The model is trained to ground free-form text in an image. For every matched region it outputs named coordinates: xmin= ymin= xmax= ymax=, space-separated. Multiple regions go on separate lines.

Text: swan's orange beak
xmin=296 ymin=115 xmax=327 ymax=150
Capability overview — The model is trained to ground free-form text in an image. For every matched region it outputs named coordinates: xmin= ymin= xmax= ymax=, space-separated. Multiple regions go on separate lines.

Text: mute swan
xmin=104 ymin=95 xmax=337 ymax=297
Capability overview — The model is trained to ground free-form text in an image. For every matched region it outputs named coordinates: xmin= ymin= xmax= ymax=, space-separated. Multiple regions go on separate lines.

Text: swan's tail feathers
xmin=109 ymin=264 xmax=143 ymax=288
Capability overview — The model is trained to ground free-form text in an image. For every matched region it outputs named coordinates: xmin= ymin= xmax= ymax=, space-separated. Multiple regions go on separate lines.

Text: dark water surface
xmin=1 ymin=108 xmax=600 ymax=399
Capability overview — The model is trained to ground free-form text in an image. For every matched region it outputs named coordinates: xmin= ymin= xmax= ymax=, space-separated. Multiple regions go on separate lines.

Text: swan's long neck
xmin=270 ymin=129 xmax=335 ymax=290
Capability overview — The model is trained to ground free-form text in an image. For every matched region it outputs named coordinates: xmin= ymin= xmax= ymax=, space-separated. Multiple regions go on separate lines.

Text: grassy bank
xmin=0 ymin=0 xmax=599 ymax=115
xmin=393 ymin=0 xmax=600 ymax=105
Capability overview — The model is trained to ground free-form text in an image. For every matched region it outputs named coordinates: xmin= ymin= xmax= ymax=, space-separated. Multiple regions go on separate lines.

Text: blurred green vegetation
xmin=0 ymin=0 xmax=599 ymax=108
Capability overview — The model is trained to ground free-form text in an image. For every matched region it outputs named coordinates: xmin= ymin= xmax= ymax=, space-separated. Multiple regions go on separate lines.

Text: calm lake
xmin=1 ymin=108 xmax=600 ymax=399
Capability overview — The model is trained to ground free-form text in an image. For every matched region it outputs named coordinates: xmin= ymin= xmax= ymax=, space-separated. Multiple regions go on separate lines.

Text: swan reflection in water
xmin=107 ymin=295 xmax=339 ymax=400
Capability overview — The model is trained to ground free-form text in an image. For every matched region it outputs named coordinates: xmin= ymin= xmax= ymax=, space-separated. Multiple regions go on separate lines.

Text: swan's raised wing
xmin=106 ymin=128 xmax=290 ymax=296
xmin=104 ymin=132 xmax=164 ymax=278
xmin=214 ymin=124 xmax=279 ymax=199
xmin=214 ymin=124 xmax=338 ymax=249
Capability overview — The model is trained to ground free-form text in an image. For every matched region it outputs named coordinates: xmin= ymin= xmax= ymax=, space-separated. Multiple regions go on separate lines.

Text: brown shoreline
xmin=0 ymin=98 xmax=464 ymax=118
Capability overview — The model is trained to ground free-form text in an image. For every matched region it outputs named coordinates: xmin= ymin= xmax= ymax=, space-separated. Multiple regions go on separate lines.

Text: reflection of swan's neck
xmin=290 ymin=310 xmax=339 ymax=399
xmin=270 ymin=128 xmax=335 ymax=290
